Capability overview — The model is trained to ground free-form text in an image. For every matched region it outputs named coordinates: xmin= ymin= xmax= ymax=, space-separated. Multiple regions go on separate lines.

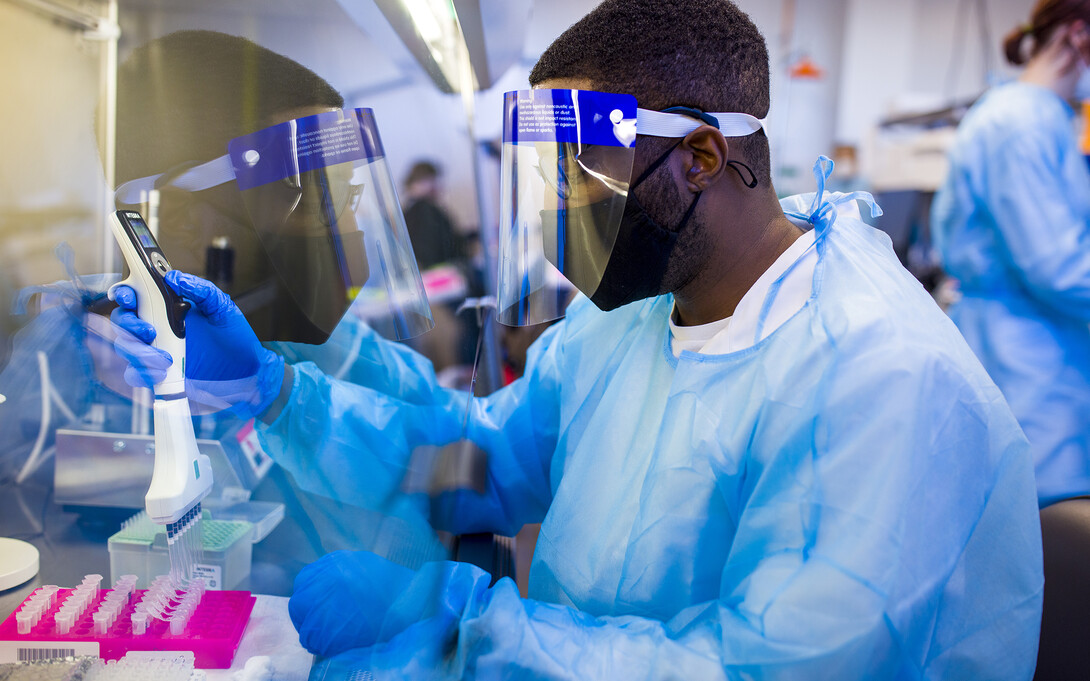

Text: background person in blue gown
xmin=112 ymin=1 xmax=1044 ymax=678
xmin=932 ymin=0 xmax=1090 ymax=507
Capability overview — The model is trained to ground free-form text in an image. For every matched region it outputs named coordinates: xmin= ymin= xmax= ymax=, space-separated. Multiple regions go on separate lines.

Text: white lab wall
xmin=740 ymin=0 xmax=849 ymax=195
xmin=0 ymin=2 xmax=111 ymax=365
xmin=837 ymin=0 xmax=1030 ymax=146
xmin=0 ymin=7 xmax=106 ymax=219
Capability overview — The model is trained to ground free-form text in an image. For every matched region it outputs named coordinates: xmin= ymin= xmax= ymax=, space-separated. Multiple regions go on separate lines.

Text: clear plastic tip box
xmin=0 ymin=581 xmax=254 ymax=668
xmin=108 ymin=512 xmax=253 ymax=591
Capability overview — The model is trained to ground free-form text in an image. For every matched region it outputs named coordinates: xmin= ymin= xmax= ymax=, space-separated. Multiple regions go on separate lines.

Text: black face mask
xmin=541 ymin=141 xmax=758 ymax=312
xmin=588 ymin=179 xmax=701 ymax=310
xmin=541 ymin=140 xmax=700 ymax=311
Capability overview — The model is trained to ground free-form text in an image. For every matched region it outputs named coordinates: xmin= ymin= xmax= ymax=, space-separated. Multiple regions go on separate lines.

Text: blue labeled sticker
xmin=504 ymin=89 xmax=637 ymax=148
xmin=229 ymin=108 xmax=385 ymax=191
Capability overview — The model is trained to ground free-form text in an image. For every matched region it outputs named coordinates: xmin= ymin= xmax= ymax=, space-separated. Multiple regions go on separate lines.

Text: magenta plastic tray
xmin=0 ymin=586 xmax=255 ymax=668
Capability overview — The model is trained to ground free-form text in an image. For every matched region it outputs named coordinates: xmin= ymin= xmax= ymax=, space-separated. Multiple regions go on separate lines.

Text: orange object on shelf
xmin=788 ymin=54 xmax=824 ymax=80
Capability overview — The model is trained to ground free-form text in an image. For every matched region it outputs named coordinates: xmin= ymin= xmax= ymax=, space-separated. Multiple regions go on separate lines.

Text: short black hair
xmin=114 ymin=30 xmax=344 ymax=185
xmin=530 ymin=0 xmax=771 ymax=185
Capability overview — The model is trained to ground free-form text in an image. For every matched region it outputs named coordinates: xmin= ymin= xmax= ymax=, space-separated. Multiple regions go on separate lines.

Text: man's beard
xmin=635 ymin=169 xmax=710 ymax=296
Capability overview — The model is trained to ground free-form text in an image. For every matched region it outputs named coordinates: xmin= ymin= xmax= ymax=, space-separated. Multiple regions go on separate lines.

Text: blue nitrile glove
xmin=290 ymin=550 xmax=417 ymax=657
xmin=109 ymin=270 xmax=285 ymax=419
xmin=291 ymin=551 xmax=499 ymax=668
xmin=289 ymin=550 xmax=494 ymax=660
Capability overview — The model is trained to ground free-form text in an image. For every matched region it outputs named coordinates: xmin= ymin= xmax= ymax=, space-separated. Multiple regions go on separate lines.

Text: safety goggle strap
xmin=635 ymin=108 xmax=766 ymax=138
xmin=114 ymin=154 xmax=236 ymax=204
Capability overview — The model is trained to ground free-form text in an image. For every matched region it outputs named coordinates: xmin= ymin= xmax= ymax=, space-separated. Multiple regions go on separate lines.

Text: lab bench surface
xmin=0 ymin=472 xmax=116 ymax=620
xmin=207 ymin=595 xmax=313 ymax=680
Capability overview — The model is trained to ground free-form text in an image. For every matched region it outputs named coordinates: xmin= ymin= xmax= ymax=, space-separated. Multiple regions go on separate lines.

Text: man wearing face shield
xmin=112 ymin=3 xmax=1043 ymax=679
xmin=932 ymin=0 xmax=1090 ymax=508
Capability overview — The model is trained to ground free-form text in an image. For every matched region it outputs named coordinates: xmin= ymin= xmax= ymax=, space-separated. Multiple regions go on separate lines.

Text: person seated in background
xmin=400 ymin=160 xmax=478 ymax=377
xmin=112 ymin=2 xmax=1044 ymax=678
xmin=933 ymin=0 xmax=1090 ymax=507
xmin=402 ymin=160 xmax=465 ymax=272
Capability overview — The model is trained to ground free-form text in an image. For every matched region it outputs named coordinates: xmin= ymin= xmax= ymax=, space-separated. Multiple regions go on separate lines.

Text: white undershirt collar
xmin=669 ymin=228 xmax=817 ymax=357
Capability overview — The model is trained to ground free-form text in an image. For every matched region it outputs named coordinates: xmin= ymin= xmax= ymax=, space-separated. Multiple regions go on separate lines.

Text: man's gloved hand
xmin=289 ymin=550 xmax=416 ymax=657
xmin=289 ymin=550 xmax=494 ymax=660
xmin=110 ymin=270 xmax=285 ymax=418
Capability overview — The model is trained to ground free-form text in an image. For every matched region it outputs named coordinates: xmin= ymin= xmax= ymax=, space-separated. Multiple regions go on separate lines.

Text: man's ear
xmin=680 ymin=125 xmax=729 ymax=191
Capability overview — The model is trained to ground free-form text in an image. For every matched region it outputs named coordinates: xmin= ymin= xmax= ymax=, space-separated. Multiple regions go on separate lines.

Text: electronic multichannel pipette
xmin=108 ymin=209 xmax=212 ymax=589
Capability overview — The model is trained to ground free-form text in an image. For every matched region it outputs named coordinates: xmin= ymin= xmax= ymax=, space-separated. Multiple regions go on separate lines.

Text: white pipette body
xmin=107 ymin=210 xmax=212 ymax=524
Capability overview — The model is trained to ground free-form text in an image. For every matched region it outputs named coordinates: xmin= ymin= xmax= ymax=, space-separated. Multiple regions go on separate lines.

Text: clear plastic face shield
xmin=115 ymin=108 xmax=433 ymax=343
xmin=496 ymin=89 xmax=765 ymax=326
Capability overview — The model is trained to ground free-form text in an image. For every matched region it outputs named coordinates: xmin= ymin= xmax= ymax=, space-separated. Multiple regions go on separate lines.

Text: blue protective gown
xmin=261 ymin=184 xmax=1043 ymax=680
xmin=253 ymin=317 xmax=450 ymax=590
xmin=932 ymin=82 xmax=1090 ymax=507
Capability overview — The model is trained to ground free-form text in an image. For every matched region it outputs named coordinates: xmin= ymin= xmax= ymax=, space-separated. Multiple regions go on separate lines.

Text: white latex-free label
xmin=192 ymin=563 xmax=223 ymax=590
xmin=123 ymin=650 xmax=195 ymax=665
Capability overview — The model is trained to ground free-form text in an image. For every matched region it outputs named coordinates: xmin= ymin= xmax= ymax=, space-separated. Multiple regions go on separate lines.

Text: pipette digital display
xmin=110 ymin=210 xmax=191 ymax=385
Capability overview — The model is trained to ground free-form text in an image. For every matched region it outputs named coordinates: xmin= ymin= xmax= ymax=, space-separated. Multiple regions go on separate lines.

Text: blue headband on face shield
xmin=497 ymin=88 xmax=769 ymax=327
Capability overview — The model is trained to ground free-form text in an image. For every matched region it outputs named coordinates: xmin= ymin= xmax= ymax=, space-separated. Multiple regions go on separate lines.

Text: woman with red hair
xmin=933 ymin=0 xmax=1090 ymax=507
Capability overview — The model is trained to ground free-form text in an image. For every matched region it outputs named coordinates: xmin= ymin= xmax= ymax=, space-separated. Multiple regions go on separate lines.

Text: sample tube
xmin=93 ymin=610 xmax=109 ymax=635
xmin=55 ymin=610 xmax=74 ymax=635
xmin=16 ymin=611 xmax=33 ymax=635
xmin=169 ymin=611 xmax=187 ymax=636
xmin=131 ymin=609 xmax=148 ymax=635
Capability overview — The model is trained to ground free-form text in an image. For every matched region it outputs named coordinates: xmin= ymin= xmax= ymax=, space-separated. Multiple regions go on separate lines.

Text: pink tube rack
xmin=0 ymin=584 xmax=255 ymax=668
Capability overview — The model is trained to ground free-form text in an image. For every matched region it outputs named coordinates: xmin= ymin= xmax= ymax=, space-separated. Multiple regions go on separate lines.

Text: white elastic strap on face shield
xmin=114 ymin=154 xmax=236 ymax=204
xmin=635 ymin=108 xmax=766 ymax=138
